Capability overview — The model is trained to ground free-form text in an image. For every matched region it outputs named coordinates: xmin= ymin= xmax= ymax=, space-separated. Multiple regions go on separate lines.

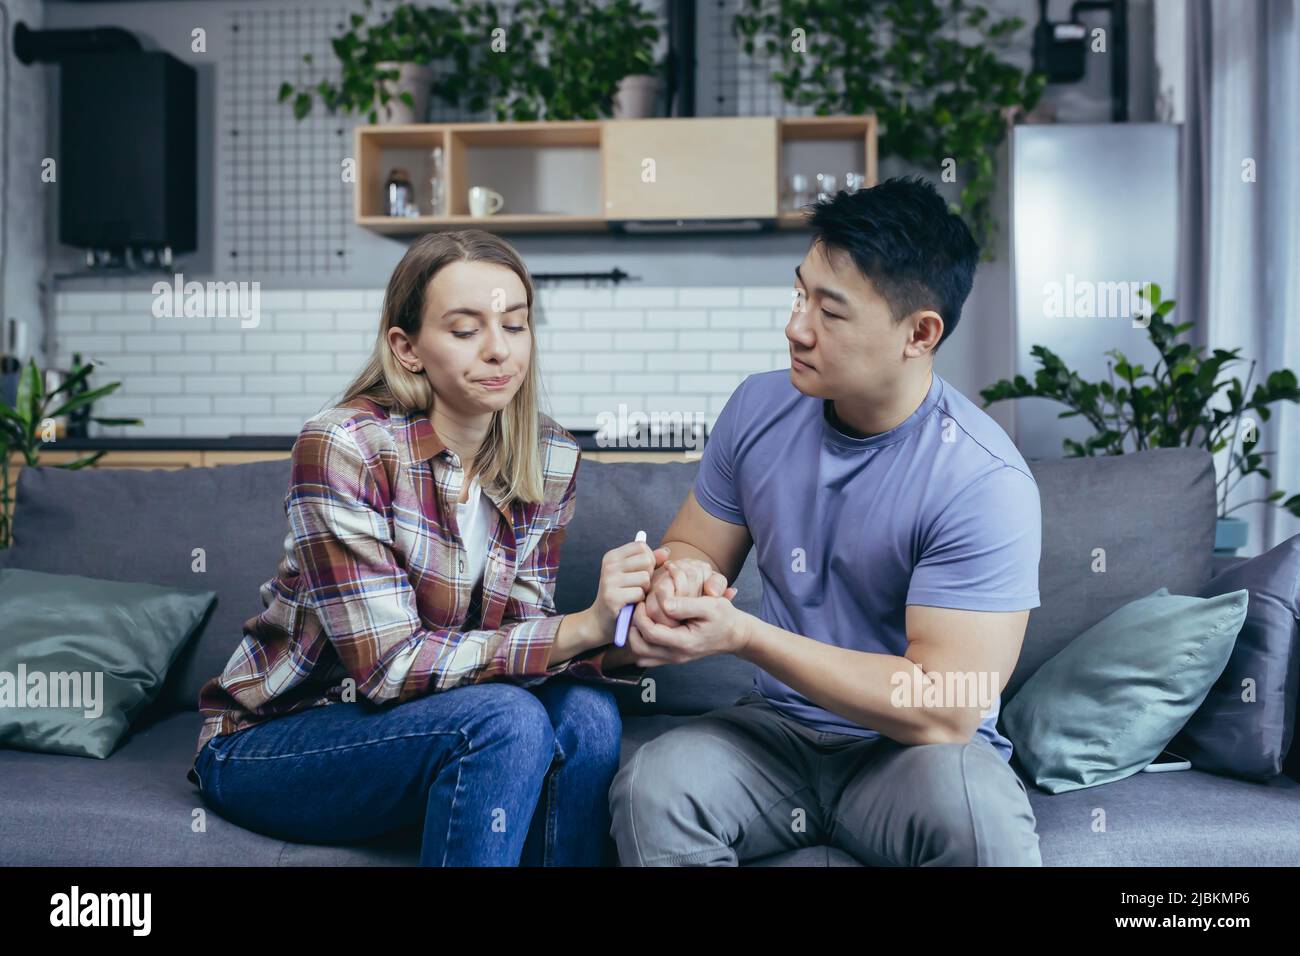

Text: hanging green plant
xmin=277 ymin=0 xmax=460 ymax=123
xmin=734 ymin=0 xmax=1046 ymax=259
xmin=440 ymin=0 xmax=662 ymax=121
xmin=278 ymin=0 xmax=661 ymax=125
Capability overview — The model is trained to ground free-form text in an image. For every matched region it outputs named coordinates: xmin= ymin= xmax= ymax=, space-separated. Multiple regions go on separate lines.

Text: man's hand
xmin=643 ymin=556 xmax=737 ymax=626
xmin=622 ymin=594 xmax=750 ymax=666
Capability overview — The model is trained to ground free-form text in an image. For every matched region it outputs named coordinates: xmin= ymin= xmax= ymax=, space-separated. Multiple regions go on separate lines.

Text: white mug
xmin=468 ymin=186 xmax=504 ymax=217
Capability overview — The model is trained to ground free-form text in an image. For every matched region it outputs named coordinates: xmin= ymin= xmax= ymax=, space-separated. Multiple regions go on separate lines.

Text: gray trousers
xmin=609 ymin=690 xmax=1042 ymax=866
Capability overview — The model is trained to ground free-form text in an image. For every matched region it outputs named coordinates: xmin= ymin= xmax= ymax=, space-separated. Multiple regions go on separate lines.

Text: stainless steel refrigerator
xmin=1009 ymin=123 xmax=1181 ymax=459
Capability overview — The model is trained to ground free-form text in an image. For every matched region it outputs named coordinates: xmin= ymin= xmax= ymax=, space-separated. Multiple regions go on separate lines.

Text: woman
xmin=187 ymin=230 xmax=664 ymax=866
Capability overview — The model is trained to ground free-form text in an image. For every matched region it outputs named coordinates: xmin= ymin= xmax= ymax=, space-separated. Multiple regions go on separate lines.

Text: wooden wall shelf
xmin=355 ymin=115 xmax=877 ymax=235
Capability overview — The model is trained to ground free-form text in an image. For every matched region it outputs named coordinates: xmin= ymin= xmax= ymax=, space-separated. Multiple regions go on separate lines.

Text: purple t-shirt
xmin=694 ymin=368 xmax=1042 ymax=760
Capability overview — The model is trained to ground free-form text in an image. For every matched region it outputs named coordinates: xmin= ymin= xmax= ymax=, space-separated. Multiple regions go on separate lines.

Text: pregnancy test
xmin=613 ymin=530 xmax=647 ymax=647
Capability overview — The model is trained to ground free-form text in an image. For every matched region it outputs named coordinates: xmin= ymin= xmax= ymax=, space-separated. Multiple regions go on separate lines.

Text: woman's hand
xmin=589 ymin=540 xmax=671 ymax=639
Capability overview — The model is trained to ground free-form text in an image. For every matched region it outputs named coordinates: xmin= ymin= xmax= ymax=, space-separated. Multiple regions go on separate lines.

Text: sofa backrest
xmin=557 ymin=447 xmax=1217 ymax=715
xmin=1005 ymin=447 xmax=1216 ymax=700
xmin=3 ymin=445 xmax=1216 ymax=723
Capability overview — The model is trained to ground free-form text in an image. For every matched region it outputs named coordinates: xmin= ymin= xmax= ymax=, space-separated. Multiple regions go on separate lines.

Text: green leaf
xmin=47 ymin=382 xmax=120 ymax=420
xmin=56 ymin=452 xmax=107 ymax=471
xmin=15 ymin=360 xmax=41 ymax=429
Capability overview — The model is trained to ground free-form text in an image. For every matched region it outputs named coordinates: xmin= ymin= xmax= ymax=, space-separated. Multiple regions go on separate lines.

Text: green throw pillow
xmin=0 ymin=567 xmax=215 ymax=758
xmin=1002 ymin=586 xmax=1248 ymax=794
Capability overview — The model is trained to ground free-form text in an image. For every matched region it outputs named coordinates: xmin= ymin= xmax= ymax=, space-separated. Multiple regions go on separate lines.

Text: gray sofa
xmin=1 ymin=445 xmax=1297 ymax=865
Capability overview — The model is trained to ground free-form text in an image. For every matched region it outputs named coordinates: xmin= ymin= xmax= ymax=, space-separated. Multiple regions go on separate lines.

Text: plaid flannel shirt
xmin=188 ymin=397 xmax=641 ymax=784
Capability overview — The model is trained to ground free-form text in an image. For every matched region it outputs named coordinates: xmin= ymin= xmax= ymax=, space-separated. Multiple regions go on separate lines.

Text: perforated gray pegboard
xmin=220 ymin=5 xmax=353 ymax=274
xmin=703 ymin=0 xmax=815 ymax=117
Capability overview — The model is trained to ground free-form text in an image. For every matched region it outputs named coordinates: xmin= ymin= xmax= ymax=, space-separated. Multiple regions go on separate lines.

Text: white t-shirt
xmin=455 ymin=475 xmax=495 ymax=588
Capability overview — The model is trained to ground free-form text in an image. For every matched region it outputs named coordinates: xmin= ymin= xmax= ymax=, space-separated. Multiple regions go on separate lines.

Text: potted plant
xmin=0 ymin=357 xmax=142 ymax=550
xmin=979 ymin=285 xmax=1300 ymax=555
xmin=543 ymin=0 xmax=661 ymax=119
xmin=734 ymin=0 xmax=1046 ymax=260
xmin=278 ymin=0 xmax=459 ymax=124
xmin=440 ymin=0 xmax=661 ymax=121
xmin=603 ymin=1 xmax=663 ymax=119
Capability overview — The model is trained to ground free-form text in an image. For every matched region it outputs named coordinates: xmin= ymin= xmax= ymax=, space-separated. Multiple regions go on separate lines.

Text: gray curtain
xmin=1178 ymin=0 xmax=1300 ymax=555
xmin=1177 ymin=0 xmax=1212 ymax=353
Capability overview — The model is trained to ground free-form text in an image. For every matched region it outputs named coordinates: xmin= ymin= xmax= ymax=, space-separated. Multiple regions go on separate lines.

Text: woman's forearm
xmin=598 ymin=642 xmax=638 ymax=672
xmin=547 ymin=607 xmax=607 ymax=667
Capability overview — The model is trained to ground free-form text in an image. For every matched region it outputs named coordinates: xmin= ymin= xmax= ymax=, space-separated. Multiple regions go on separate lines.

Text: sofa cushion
xmin=4 ymin=461 xmax=293 ymax=716
xmin=4 ymin=707 xmax=1297 ymax=866
xmin=0 ymin=567 xmax=215 ymax=758
xmin=1002 ymin=586 xmax=1247 ymax=793
xmin=1173 ymin=533 xmax=1300 ymax=780
xmin=1023 ymin=763 xmax=1300 ymax=866
xmin=0 ymin=710 xmax=421 ymax=866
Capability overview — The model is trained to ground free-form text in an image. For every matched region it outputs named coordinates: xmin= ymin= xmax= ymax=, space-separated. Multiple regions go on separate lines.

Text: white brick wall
xmin=53 ymin=287 xmax=793 ymax=438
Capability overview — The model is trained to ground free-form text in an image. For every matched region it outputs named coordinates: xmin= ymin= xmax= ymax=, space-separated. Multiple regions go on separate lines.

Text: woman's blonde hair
xmin=340 ymin=230 xmax=546 ymax=504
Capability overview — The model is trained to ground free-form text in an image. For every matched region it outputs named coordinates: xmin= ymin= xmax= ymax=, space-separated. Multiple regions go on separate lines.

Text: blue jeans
xmin=192 ymin=678 xmax=622 ymax=866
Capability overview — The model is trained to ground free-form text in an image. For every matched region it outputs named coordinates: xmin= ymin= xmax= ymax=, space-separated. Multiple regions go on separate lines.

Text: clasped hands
xmin=592 ymin=542 xmax=749 ymax=667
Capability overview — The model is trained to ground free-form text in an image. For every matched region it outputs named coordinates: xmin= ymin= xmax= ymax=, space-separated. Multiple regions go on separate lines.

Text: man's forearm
xmin=657 ymin=540 xmax=720 ymax=577
xmin=736 ymin=614 xmax=973 ymax=745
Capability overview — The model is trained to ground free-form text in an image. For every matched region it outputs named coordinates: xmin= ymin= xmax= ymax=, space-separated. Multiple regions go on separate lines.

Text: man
xmin=604 ymin=176 xmax=1043 ymax=866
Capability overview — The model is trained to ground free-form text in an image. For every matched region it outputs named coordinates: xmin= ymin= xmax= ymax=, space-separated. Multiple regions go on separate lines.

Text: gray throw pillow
xmin=1002 ymin=586 xmax=1247 ymax=793
xmin=0 ymin=567 xmax=215 ymax=758
xmin=1171 ymin=534 xmax=1300 ymax=779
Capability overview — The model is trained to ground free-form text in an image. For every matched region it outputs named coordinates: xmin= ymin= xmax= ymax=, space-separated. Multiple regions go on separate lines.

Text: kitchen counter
xmin=50 ymin=432 xmax=705 ymax=454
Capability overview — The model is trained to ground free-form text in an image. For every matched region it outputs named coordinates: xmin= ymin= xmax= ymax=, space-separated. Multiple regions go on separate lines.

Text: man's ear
xmin=904 ymin=310 xmax=946 ymax=358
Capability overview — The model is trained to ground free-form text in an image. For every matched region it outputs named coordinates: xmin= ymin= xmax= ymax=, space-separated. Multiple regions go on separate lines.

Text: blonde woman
xmin=187 ymin=230 xmax=665 ymax=866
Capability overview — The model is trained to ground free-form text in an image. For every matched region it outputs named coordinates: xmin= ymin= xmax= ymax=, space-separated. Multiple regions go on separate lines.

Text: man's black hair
xmin=806 ymin=175 xmax=979 ymax=353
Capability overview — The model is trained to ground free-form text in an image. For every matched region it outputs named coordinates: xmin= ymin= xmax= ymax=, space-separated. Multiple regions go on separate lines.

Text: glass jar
xmin=385 ymin=167 xmax=414 ymax=217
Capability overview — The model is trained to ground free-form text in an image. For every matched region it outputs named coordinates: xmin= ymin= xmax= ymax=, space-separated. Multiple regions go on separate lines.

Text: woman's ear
xmin=387 ymin=326 xmax=418 ymax=369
